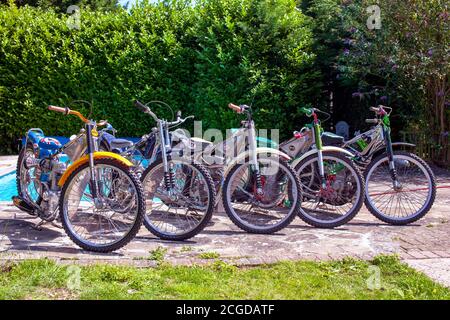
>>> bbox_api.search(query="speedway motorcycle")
[323,105,436,225]
[279,107,365,228]
[101,100,217,241]
[13,103,145,252]
[103,102,302,235]
[177,103,303,234]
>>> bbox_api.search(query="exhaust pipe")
[12,196,36,215]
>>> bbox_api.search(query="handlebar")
[300,107,331,123]
[97,120,108,127]
[370,105,390,116]
[48,105,68,114]
[365,119,379,124]
[300,107,315,117]
[134,100,151,113]
[48,105,89,124]
[134,100,194,126]
[167,115,194,126]
[228,103,242,113]
[134,100,159,122]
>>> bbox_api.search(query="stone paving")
[0,156,449,287]
[404,258,450,288]
[0,155,17,176]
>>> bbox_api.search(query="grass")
[0,256,448,300]
[148,246,168,262]
[180,246,193,252]
[198,251,221,260]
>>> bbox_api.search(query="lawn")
[0,256,448,300]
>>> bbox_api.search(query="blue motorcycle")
[14,102,145,252]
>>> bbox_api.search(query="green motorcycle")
[281,107,365,228]
[325,105,436,225]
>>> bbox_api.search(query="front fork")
[159,121,175,192]
[383,126,401,189]
[86,123,99,203]
[313,123,327,188]
[248,122,264,195]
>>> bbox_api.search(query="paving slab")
[404,258,450,287]
[0,156,17,176]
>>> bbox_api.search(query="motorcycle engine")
[329,171,357,205]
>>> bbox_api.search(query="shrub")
[0,0,319,154]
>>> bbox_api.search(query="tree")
[0,0,120,12]
[338,0,449,163]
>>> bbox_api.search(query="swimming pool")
[0,155,150,202]
[0,171,17,201]
[1,136,141,202]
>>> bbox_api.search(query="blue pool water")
[0,171,17,201]
[1,136,140,202]
[0,154,148,202]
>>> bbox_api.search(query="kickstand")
[32,220,46,231]
[51,221,63,229]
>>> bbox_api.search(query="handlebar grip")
[300,107,313,117]
[370,106,380,112]
[97,120,108,127]
[48,105,68,114]
[134,100,149,113]
[365,119,378,124]
[228,103,242,113]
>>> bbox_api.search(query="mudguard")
[290,146,355,168]
[369,142,416,159]
[224,147,291,177]
[392,142,416,149]
[58,151,133,187]
[98,131,116,150]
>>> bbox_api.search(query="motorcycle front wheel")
[364,151,436,225]
[294,151,364,228]
[59,158,145,252]
[222,155,301,234]
[140,158,216,241]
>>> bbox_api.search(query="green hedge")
[0,0,320,154]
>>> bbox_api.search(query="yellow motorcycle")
[14,104,145,252]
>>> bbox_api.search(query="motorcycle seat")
[38,137,62,150]
[110,138,133,149]
[322,132,345,146]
